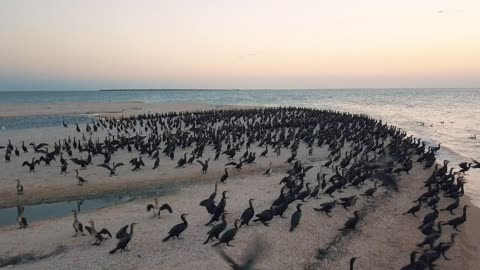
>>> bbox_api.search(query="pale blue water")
[1,89,479,205]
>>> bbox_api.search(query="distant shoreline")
[99,89,241,91]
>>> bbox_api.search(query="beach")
[0,102,479,269]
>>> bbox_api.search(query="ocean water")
[1,89,479,204]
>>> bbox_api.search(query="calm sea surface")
[1,89,479,204]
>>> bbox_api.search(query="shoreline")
[0,102,251,118]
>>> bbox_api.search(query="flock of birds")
[1,107,479,269]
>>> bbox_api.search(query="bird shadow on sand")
[0,245,67,268]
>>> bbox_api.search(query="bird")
[16,179,23,195]
[110,223,137,254]
[72,210,85,236]
[220,168,229,183]
[445,205,469,231]
[253,208,274,226]
[97,162,124,176]
[204,213,228,245]
[400,251,427,270]
[403,201,422,217]
[239,199,255,227]
[263,162,272,176]
[349,257,358,270]
[213,219,240,247]
[17,206,28,229]
[197,158,210,174]
[289,203,303,232]
[146,199,173,218]
[85,220,112,246]
[340,211,360,231]
[22,158,40,172]
[215,237,265,270]
[162,213,189,242]
[361,182,378,198]
[75,169,87,186]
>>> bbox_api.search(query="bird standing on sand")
[75,169,87,186]
[110,223,137,254]
[263,163,272,176]
[290,203,303,232]
[213,219,240,247]
[16,179,23,195]
[163,213,189,242]
[72,210,85,236]
[146,198,173,218]
[239,199,255,227]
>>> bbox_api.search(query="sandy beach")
[0,102,478,270]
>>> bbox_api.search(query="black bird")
[338,196,357,210]
[204,213,228,244]
[212,219,240,247]
[162,213,189,242]
[434,233,458,260]
[110,223,137,254]
[440,197,460,215]
[22,158,40,172]
[340,211,360,231]
[253,208,274,226]
[216,238,264,270]
[314,200,336,217]
[361,182,378,198]
[197,158,210,174]
[289,203,303,232]
[445,205,468,231]
[400,251,427,270]
[97,162,124,176]
[403,201,422,217]
[296,183,311,202]
[349,257,358,270]
[176,153,187,168]
[153,157,160,169]
[239,199,255,227]
[220,168,229,183]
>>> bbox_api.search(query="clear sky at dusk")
[1,0,479,90]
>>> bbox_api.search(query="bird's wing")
[303,165,314,173]
[472,159,480,166]
[97,164,113,171]
[35,143,48,150]
[217,249,239,268]
[22,161,30,166]
[99,228,112,238]
[225,162,237,166]
[114,163,124,168]
[160,203,173,213]
[0,146,5,149]
[196,160,205,166]
[85,226,93,235]
[70,158,83,165]
[116,225,129,239]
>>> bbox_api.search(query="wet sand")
[0,102,478,269]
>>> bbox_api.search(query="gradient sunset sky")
[1,0,479,90]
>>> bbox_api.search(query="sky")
[0,0,479,91]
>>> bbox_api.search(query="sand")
[0,102,479,269]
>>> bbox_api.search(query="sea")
[1,89,479,205]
